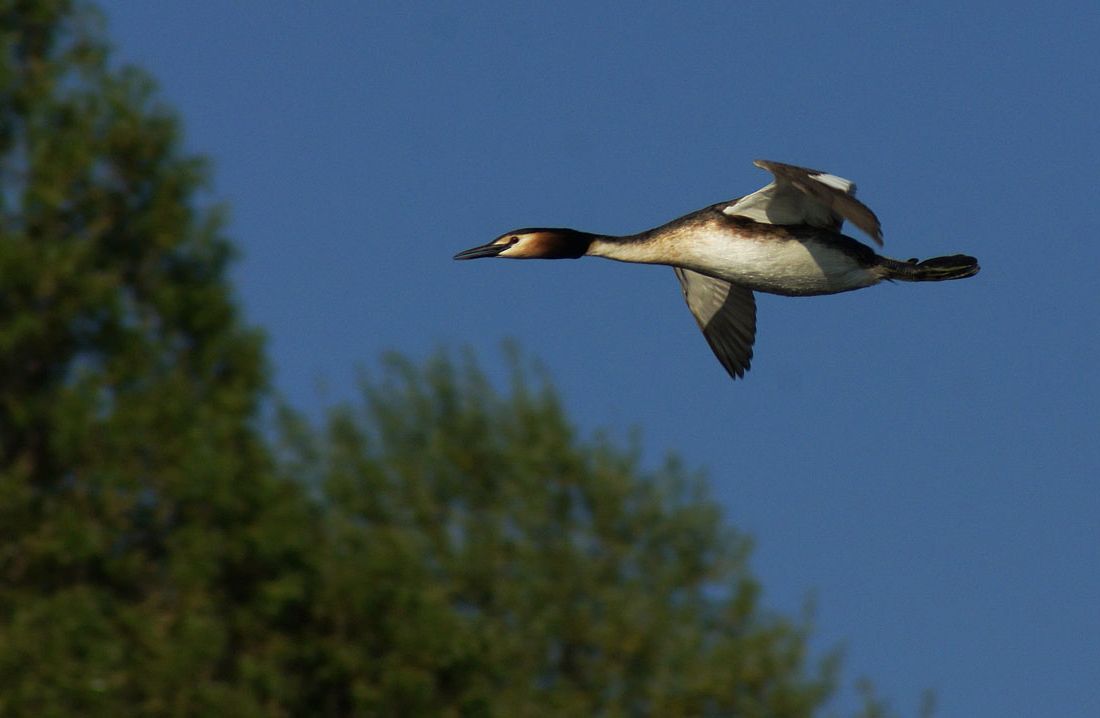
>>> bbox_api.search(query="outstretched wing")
[674,268,757,379]
[721,159,883,245]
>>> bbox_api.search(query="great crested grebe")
[455,160,979,379]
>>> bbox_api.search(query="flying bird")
[454,160,979,379]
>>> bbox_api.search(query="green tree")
[274,350,876,717]
[0,2,314,714]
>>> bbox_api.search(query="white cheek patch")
[810,172,855,194]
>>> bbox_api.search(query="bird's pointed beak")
[453,241,507,260]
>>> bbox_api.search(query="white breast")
[591,228,881,297]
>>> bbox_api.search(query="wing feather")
[722,159,883,245]
[674,268,757,379]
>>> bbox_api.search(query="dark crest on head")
[510,227,594,259]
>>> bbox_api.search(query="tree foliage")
[0,2,898,716]
[273,350,840,717]
[1,1,313,714]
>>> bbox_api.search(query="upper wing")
[721,159,883,246]
[674,267,757,379]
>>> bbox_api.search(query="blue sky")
[99,2,1099,715]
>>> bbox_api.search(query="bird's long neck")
[586,230,670,265]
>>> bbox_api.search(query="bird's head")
[453,228,594,260]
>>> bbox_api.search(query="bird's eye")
[509,236,520,245]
